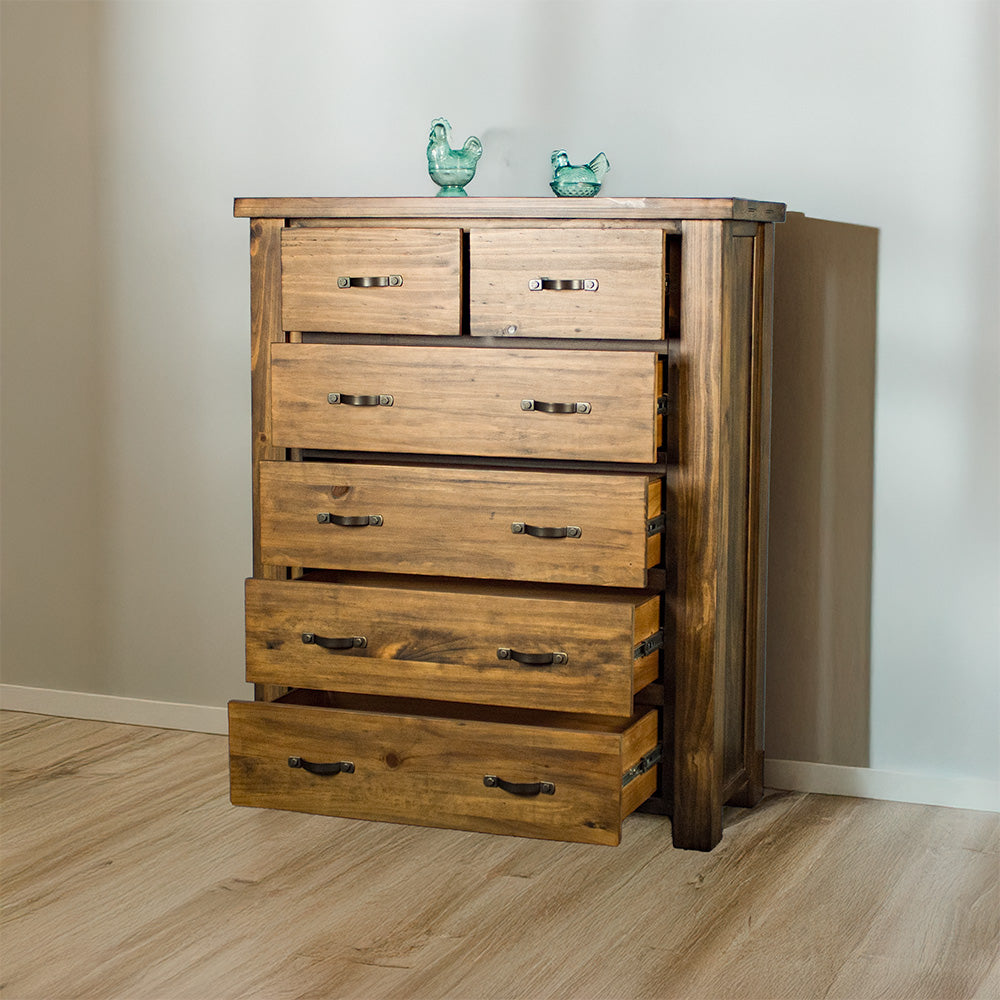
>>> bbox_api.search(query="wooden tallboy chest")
[229,197,783,850]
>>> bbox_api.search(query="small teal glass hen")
[427,118,483,197]
[550,149,610,197]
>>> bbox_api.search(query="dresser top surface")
[233,196,785,223]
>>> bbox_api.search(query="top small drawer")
[281,228,462,335]
[470,229,665,339]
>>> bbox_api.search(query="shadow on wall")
[765,213,879,769]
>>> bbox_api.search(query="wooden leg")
[671,221,727,851]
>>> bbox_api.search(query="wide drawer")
[469,228,665,339]
[229,693,660,846]
[259,461,662,587]
[281,228,461,335]
[245,576,661,715]
[269,344,662,462]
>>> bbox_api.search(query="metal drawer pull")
[497,647,568,666]
[483,775,555,796]
[511,522,581,538]
[302,633,367,649]
[316,513,383,527]
[288,756,355,776]
[520,399,591,414]
[337,275,402,288]
[528,278,598,292]
[328,393,393,407]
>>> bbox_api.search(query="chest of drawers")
[229,197,784,850]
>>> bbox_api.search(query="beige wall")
[1,0,997,785]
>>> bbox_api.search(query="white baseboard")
[0,684,228,735]
[765,758,999,814]
[2,684,997,813]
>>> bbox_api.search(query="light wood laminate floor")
[1,710,997,1000]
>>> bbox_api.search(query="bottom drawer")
[229,693,659,846]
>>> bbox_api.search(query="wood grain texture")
[269,343,662,462]
[3,711,995,1000]
[245,577,660,715]
[671,220,729,850]
[281,228,461,335]
[235,196,787,222]
[229,698,658,846]
[249,217,290,703]
[469,228,665,339]
[259,460,661,587]
[719,235,753,792]
[733,221,776,806]
[291,216,687,233]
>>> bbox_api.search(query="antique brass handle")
[527,278,598,291]
[337,275,402,288]
[328,393,393,406]
[511,522,581,538]
[302,633,367,650]
[483,775,555,796]
[288,757,355,776]
[316,513,383,527]
[497,648,568,666]
[520,399,591,414]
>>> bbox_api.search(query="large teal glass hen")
[427,118,483,197]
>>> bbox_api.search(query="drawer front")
[259,461,662,587]
[281,228,461,335]
[469,228,665,339]
[269,344,662,462]
[229,696,659,846]
[245,578,661,716]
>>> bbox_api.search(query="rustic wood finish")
[235,196,787,222]
[229,698,658,846]
[234,196,781,851]
[269,343,662,462]
[671,220,755,849]
[248,217,291,704]
[259,460,661,588]
[469,228,665,339]
[281,228,462,335]
[245,577,660,716]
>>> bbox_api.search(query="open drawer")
[229,692,660,846]
[245,576,661,716]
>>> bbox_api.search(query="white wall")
[2,1,997,791]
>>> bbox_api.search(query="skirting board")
[2,684,997,814]
[0,683,228,736]
[765,758,999,814]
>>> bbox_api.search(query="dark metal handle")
[483,775,555,796]
[520,399,591,414]
[316,513,383,527]
[288,756,355,775]
[511,522,581,538]
[337,275,402,288]
[497,647,568,666]
[528,278,598,292]
[328,393,393,407]
[302,633,367,649]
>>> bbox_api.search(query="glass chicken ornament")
[426,118,483,196]
[549,149,610,197]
